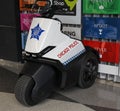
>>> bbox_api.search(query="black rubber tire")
[78,52,99,88]
[14,75,37,106]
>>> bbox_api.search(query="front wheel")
[14,64,56,106]
[14,75,37,106]
[78,52,99,88]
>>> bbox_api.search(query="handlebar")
[32,0,62,18]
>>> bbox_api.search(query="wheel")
[14,75,37,106]
[78,52,99,88]
[14,65,56,106]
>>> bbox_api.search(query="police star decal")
[31,24,45,40]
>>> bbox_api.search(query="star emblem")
[31,24,44,40]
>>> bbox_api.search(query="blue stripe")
[63,49,86,66]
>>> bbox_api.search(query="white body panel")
[43,39,85,65]
[25,18,85,65]
[25,18,69,53]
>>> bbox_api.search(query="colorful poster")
[53,0,77,15]
[82,16,120,40]
[83,0,120,14]
[20,13,40,31]
[19,0,48,12]
[21,32,28,50]
[54,0,81,24]
[53,0,81,40]
[83,40,120,64]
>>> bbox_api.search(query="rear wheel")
[78,52,99,88]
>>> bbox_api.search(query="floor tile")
[58,83,120,110]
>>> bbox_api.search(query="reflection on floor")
[0,60,120,111]
[57,83,120,110]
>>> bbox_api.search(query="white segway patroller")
[14,2,99,106]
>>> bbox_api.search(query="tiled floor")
[58,82,120,110]
[0,59,120,111]
[0,92,95,111]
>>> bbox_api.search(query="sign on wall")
[53,0,81,40]
[83,0,120,14]
[82,16,120,40]
[62,24,81,40]
[54,0,81,25]
[20,13,40,31]
[19,0,47,12]
[83,40,120,64]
